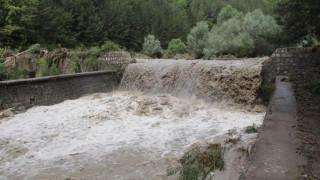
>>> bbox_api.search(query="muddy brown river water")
[0,59,267,180]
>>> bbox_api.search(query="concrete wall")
[263,47,320,78]
[0,71,117,110]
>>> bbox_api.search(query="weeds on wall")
[167,143,225,180]
[37,58,61,77]
[0,64,29,81]
[85,56,101,72]
[70,53,81,73]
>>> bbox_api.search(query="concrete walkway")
[241,76,306,180]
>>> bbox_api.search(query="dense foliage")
[0,0,281,50]
[276,0,320,46]
[0,0,318,57]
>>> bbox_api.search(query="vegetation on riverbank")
[167,143,225,180]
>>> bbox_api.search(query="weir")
[121,58,267,106]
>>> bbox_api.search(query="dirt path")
[241,76,307,180]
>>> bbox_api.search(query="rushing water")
[0,59,267,180]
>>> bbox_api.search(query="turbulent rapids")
[0,58,267,180]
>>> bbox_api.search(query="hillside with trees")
[0,0,288,50]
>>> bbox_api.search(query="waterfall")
[120,58,267,105]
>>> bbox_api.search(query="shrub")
[143,35,163,58]
[100,40,121,53]
[28,44,42,55]
[48,63,61,76]
[20,66,30,79]
[167,143,224,180]
[0,63,8,81]
[305,78,320,95]
[70,53,81,73]
[166,39,187,57]
[260,78,275,105]
[105,66,125,83]
[187,21,209,58]
[245,124,259,134]
[85,56,101,71]
[37,58,47,77]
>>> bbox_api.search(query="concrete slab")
[241,76,307,180]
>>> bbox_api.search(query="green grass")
[167,143,225,180]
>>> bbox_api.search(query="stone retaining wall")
[263,47,320,78]
[0,71,117,110]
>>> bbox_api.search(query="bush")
[85,56,101,71]
[105,66,125,83]
[0,63,8,81]
[167,143,224,179]
[143,35,163,58]
[37,58,47,77]
[260,78,275,105]
[100,40,121,53]
[305,78,320,95]
[20,66,30,79]
[70,53,81,73]
[187,21,209,58]
[245,124,259,134]
[47,63,60,76]
[28,44,42,55]
[166,39,187,57]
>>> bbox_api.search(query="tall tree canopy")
[276,0,320,44]
[0,0,286,52]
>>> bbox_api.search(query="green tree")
[0,0,25,48]
[187,21,209,58]
[152,0,189,48]
[166,38,187,57]
[243,9,281,55]
[37,0,76,47]
[276,0,320,44]
[143,35,163,58]
[217,5,242,25]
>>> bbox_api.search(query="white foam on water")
[0,92,265,179]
